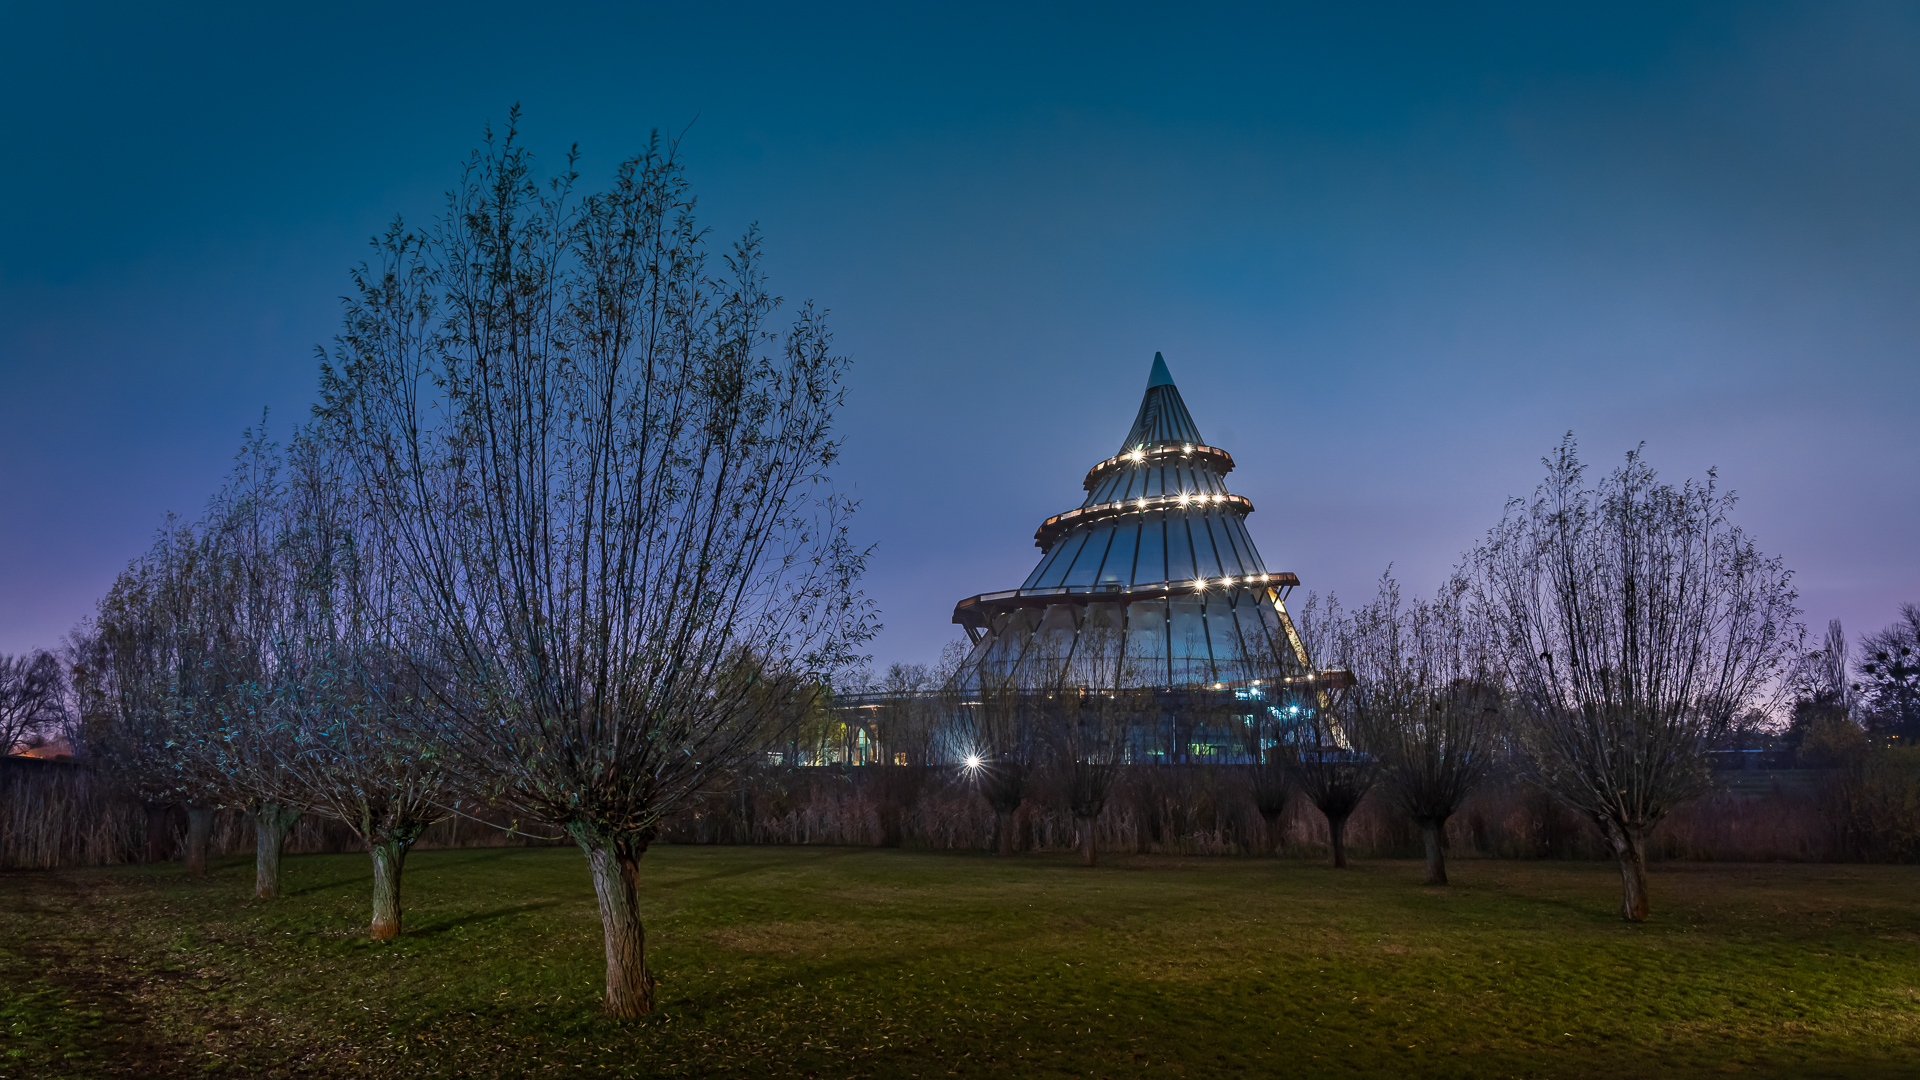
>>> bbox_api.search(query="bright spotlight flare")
[964,754,984,770]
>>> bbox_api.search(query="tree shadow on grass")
[410,901,558,937]
[651,846,861,891]
[287,874,367,897]
[661,915,1058,1021]
[288,848,568,896]
[411,848,539,870]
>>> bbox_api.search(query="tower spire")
[1121,352,1203,451]
[1147,351,1174,388]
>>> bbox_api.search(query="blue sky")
[3,2,1916,670]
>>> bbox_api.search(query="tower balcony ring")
[1083,442,1235,491]
[951,573,1300,629]
[1035,493,1253,550]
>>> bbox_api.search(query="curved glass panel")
[1029,531,1087,588]
[1220,516,1260,576]
[1134,515,1166,586]
[1165,515,1195,582]
[1189,515,1223,579]
[1098,521,1138,585]
[1062,526,1114,587]
[1200,515,1241,578]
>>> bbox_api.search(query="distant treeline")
[12,755,1912,872]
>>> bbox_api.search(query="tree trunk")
[995,809,1015,857]
[369,838,410,939]
[1261,811,1285,856]
[1327,812,1350,869]
[1420,819,1447,886]
[1608,822,1651,922]
[252,803,300,899]
[1078,817,1098,867]
[143,803,174,863]
[582,837,654,1017]
[1135,785,1156,854]
[184,805,214,876]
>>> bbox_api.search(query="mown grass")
[1,846,1916,1079]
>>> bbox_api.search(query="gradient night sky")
[3,3,1916,672]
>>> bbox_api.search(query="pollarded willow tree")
[194,423,315,900]
[222,427,456,935]
[963,675,1039,857]
[1468,436,1799,922]
[1286,685,1375,870]
[1276,592,1374,869]
[1043,612,1149,868]
[317,117,874,1016]
[1341,573,1501,886]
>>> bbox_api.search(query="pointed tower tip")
[1147,352,1174,388]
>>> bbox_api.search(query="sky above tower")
[2,2,1916,672]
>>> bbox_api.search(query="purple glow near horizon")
[2,4,1916,672]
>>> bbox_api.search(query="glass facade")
[954,353,1315,691]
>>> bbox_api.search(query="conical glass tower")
[954,353,1314,691]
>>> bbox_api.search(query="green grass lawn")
[1,846,1916,1079]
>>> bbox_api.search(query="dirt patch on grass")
[0,870,340,1079]
[0,875,202,1078]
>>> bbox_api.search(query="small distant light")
[1225,576,1237,586]
[1193,578,1206,590]
[1183,444,1194,454]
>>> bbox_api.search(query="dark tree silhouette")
[966,679,1037,857]
[1049,613,1145,867]
[1289,735,1375,869]
[0,651,65,755]
[1855,604,1920,741]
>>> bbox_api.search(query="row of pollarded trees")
[1296,440,1801,921]
[71,425,458,912]
[919,438,1802,924]
[67,116,876,1018]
